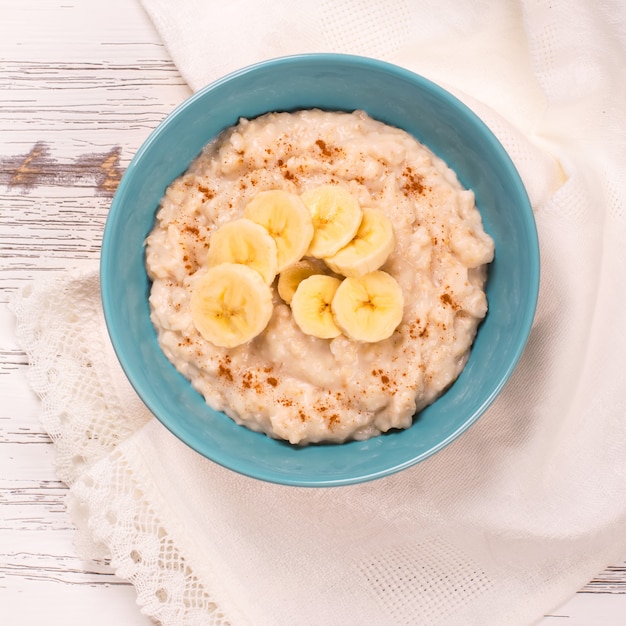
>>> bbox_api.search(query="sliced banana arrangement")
[190,184,404,347]
[244,189,314,271]
[277,258,328,305]
[324,207,395,277]
[205,217,278,285]
[190,263,273,348]
[301,184,363,258]
[332,270,404,343]
[290,275,343,339]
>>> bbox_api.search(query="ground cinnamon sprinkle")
[218,362,233,382]
[315,139,344,160]
[244,371,264,393]
[275,156,298,182]
[327,414,340,428]
[315,139,331,157]
[372,368,393,390]
[197,183,214,200]
[182,224,199,237]
[402,165,427,196]
[440,292,460,310]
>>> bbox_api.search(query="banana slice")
[300,185,363,258]
[244,190,314,272]
[290,274,343,339]
[190,263,273,348]
[206,218,278,284]
[277,258,328,305]
[324,207,395,277]
[331,270,404,343]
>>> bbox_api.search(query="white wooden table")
[1,1,625,624]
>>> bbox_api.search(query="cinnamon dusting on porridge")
[145,110,494,444]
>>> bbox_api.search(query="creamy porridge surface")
[145,110,494,444]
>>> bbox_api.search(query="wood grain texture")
[0,1,186,623]
[0,1,624,624]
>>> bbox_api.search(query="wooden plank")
[0,1,188,622]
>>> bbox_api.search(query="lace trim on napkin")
[10,269,150,484]
[68,447,230,625]
[10,268,229,625]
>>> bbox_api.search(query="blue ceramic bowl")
[101,54,539,487]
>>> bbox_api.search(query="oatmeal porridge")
[145,109,494,445]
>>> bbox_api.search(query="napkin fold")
[12,0,626,624]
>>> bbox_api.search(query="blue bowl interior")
[101,54,539,487]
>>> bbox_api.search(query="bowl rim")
[101,52,540,487]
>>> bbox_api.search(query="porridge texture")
[145,110,494,444]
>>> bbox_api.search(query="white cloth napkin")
[11,0,626,624]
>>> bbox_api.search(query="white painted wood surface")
[1,1,625,624]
